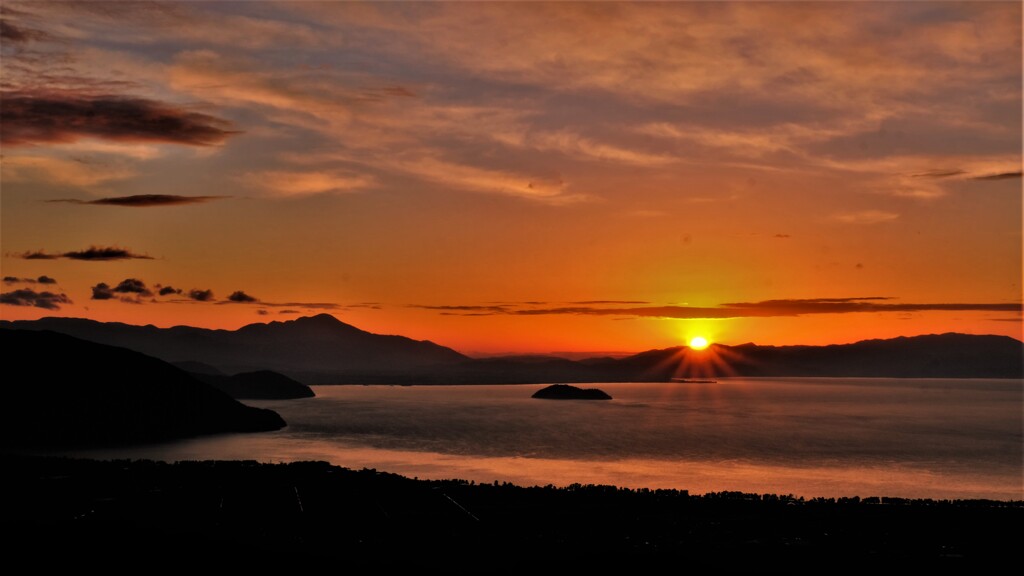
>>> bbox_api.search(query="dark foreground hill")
[0,329,285,448]
[6,456,1021,571]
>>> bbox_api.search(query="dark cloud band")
[416,297,1022,319]
[0,91,237,146]
[48,195,230,207]
[14,246,153,261]
[972,171,1022,181]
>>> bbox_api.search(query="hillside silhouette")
[0,329,285,448]
[189,370,315,399]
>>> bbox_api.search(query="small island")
[532,384,612,400]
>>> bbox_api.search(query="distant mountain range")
[0,329,285,448]
[2,315,1021,382]
[0,314,466,378]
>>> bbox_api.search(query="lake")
[69,378,1024,500]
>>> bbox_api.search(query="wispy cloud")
[241,170,375,197]
[972,171,1022,181]
[393,156,583,204]
[912,169,966,179]
[569,300,651,305]
[2,155,136,187]
[832,210,899,225]
[258,301,342,310]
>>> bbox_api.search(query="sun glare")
[689,336,710,350]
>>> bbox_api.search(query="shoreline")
[9,455,1023,568]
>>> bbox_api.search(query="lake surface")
[70,379,1024,500]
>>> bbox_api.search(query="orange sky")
[1,1,1021,355]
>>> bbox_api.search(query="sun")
[689,336,710,350]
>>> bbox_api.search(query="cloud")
[415,297,1022,320]
[27,246,156,261]
[529,130,674,166]
[2,275,57,284]
[89,278,152,300]
[227,290,258,303]
[189,289,214,302]
[393,156,584,204]
[91,283,114,300]
[347,302,383,310]
[569,300,651,305]
[48,194,230,207]
[14,247,153,260]
[258,301,341,310]
[0,288,71,310]
[279,310,299,314]
[817,156,1023,201]
[112,278,151,296]
[912,169,966,179]
[158,286,181,296]
[774,234,791,239]
[972,171,1022,181]
[412,304,511,315]
[256,309,269,316]
[21,1,336,51]
[0,91,238,146]
[832,210,899,225]
[14,250,59,260]
[64,247,154,261]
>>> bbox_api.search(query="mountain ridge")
[1,314,468,376]
[2,316,1020,382]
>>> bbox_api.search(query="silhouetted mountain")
[532,384,612,400]
[190,370,315,400]
[1,314,468,378]
[0,329,285,448]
